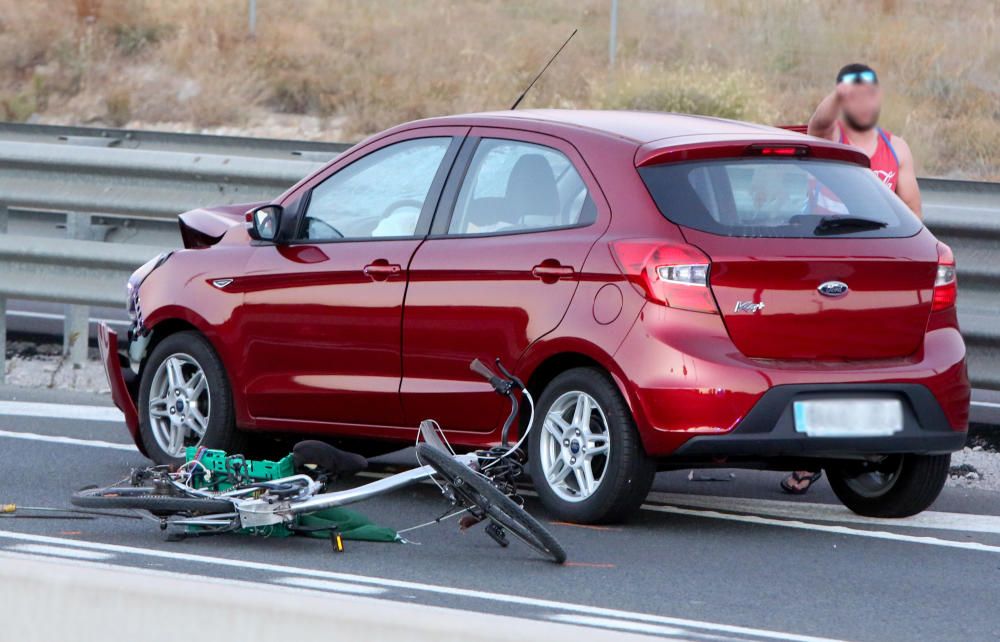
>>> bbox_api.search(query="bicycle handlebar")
[469,358,496,381]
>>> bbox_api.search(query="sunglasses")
[839,70,878,85]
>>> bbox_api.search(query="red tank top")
[839,124,900,192]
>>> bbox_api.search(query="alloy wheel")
[840,456,905,498]
[539,390,611,502]
[148,353,211,457]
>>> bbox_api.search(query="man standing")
[781,64,924,496]
[808,63,922,217]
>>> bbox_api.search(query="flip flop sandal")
[780,470,823,495]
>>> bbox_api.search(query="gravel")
[947,446,1000,492]
[3,341,109,394]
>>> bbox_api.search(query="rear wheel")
[826,454,950,518]
[528,367,655,524]
[138,331,243,465]
[71,485,233,515]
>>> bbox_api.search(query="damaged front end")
[103,250,174,455]
[98,322,145,455]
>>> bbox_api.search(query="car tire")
[138,331,244,465]
[826,453,950,518]
[528,367,655,524]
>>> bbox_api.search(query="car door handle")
[531,262,575,282]
[363,261,402,281]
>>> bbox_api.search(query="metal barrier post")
[64,212,91,368]
[1,204,6,383]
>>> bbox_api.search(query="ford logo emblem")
[818,281,849,297]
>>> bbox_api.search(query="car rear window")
[638,158,922,238]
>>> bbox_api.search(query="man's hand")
[808,89,842,140]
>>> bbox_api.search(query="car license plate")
[793,399,903,437]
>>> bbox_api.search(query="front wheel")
[826,454,950,518]
[415,444,566,564]
[138,331,242,465]
[528,368,655,524]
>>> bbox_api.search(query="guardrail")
[0,131,996,396]
[0,121,349,161]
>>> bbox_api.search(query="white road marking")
[644,504,1000,554]
[0,401,123,423]
[648,492,1000,535]
[0,529,841,642]
[274,576,388,595]
[971,400,1000,409]
[0,429,135,451]
[549,614,748,641]
[9,543,114,560]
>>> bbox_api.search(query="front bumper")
[97,323,145,455]
[672,383,966,459]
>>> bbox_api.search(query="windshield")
[638,158,922,238]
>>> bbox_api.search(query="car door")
[238,130,465,431]
[401,129,610,435]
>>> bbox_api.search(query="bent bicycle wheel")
[415,444,566,564]
[72,486,234,515]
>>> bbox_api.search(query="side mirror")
[247,205,283,242]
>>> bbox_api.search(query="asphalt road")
[1,388,999,641]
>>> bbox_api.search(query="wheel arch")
[518,342,652,453]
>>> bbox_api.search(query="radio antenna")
[510,28,578,110]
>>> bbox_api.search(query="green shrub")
[596,64,777,124]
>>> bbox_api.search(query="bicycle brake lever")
[494,359,525,390]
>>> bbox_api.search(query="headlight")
[126,251,173,324]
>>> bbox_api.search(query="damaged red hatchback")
[101,110,969,523]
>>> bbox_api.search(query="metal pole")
[609,0,619,69]
[1,204,6,383]
[248,0,257,37]
[64,212,91,369]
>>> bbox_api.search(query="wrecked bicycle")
[72,359,566,564]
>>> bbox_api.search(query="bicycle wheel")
[72,485,234,515]
[415,444,566,564]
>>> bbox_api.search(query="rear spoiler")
[635,127,869,169]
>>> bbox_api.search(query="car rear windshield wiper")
[813,216,889,236]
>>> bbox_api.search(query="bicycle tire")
[72,486,234,515]
[415,444,566,564]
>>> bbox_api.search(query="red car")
[101,110,969,523]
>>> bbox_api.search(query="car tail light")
[932,242,957,311]
[610,240,718,314]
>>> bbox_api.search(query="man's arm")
[892,135,922,218]
[807,88,845,140]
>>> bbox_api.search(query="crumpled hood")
[178,201,266,248]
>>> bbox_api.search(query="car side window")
[447,139,594,236]
[301,137,451,241]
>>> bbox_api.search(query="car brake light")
[932,242,957,311]
[610,240,718,314]
[745,144,809,157]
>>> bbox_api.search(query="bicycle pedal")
[485,522,508,548]
[330,530,345,554]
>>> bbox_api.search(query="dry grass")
[0,0,996,178]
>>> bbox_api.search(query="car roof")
[411,109,800,146]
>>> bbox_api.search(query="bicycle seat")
[292,440,368,479]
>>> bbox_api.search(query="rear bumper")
[613,304,970,457]
[97,323,145,455]
[671,383,966,459]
